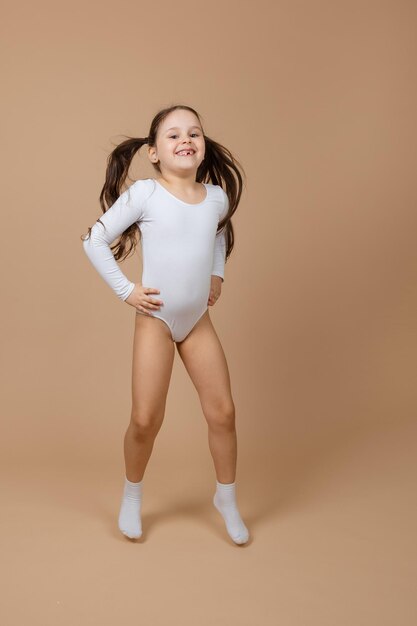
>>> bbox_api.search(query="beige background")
[1,0,416,624]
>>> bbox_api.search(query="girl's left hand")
[208,275,223,306]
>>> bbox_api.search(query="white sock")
[213,480,249,544]
[118,476,143,539]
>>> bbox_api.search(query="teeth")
[176,150,194,156]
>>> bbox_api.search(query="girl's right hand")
[125,284,163,316]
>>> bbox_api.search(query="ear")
[148,148,158,163]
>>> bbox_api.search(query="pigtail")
[80,136,148,262]
[80,103,246,267]
[199,135,245,263]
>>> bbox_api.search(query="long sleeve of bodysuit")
[82,179,151,301]
[210,188,229,282]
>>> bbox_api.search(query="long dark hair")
[81,104,245,264]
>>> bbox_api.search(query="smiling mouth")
[175,150,195,156]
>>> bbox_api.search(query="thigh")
[131,312,175,419]
[175,310,234,415]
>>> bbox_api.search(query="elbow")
[81,224,105,249]
[81,231,97,258]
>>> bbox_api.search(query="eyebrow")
[164,126,201,133]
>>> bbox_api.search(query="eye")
[169,133,199,139]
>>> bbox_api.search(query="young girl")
[81,104,249,545]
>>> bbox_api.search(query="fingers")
[140,286,164,314]
[144,298,163,310]
[143,287,163,307]
[136,305,154,316]
[208,291,220,306]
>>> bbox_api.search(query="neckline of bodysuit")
[153,179,209,206]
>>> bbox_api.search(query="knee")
[130,407,161,437]
[205,400,235,430]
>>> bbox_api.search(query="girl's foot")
[213,480,249,544]
[118,476,143,539]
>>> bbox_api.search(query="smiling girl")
[81,104,249,545]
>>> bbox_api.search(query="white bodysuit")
[82,178,228,342]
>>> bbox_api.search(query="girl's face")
[149,110,205,175]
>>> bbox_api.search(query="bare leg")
[124,312,175,482]
[118,313,175,539]
[176,310,236,483]
[176,311,249,544]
